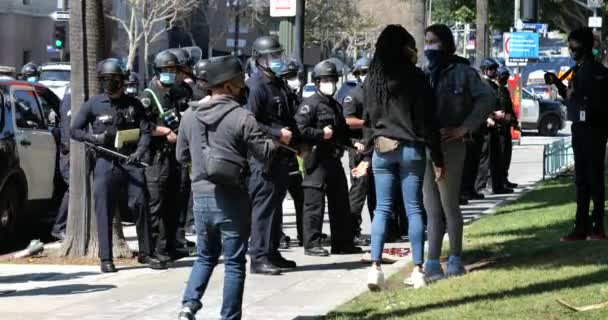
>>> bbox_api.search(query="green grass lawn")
[328,178,608,320]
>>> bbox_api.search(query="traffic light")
[54,24,66,49]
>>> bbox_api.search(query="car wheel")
[539,115,560,136]
[0,182,20,245]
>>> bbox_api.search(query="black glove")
[90,132,109,146]
[544,72,558,85]
[124,150,144,165]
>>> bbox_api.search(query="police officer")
[545,27,608,241]
[71,58,166,272]
[475,58,513,195]
[192,59,210,101]
[342,57,375,245]
[295,60,363,257]
[51,87,71,241]
[276,59,305,247]
[169,48,196,89]
[124,72,140,97]
[141,50,194,262]
[177,55,278,320]
[496,67,518,189]
[246,36,298,274]
[20,62,40,83]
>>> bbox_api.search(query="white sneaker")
[403,269,426,289]
[367,266,384,291]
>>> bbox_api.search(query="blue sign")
[508,32,540,61]
[523,23,549,33]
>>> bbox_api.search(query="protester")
[421,24,494,282]
[177,55,277,320]
[545,27,608,241]
[352,24,444,290]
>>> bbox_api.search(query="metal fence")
[543,137,574,180]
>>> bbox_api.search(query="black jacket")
[176,96,276,193]
[362,67,444,167]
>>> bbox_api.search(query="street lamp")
[227,0,241,56]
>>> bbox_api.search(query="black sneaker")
[138,256,169,270]
[250,258,282,275]
[505,181,519,188]
[331,246,363,255]
[178,306,195,320]
[492,188,514,195]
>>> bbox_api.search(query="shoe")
[51,231,66,241]
[492,188,514,195]
[138,256,169,270]
[459,196,469,205]
[320,233,331,245]
[305,247,330,257]
[156,253,173,263]
[560,228,588,242]
[100,261,118,273]
[505,181,518,188]
[250,258,282,275]
[587,226,606,241]
[331,246,363,255]
[367,266,384,291]
[271,255,297,269]
[469,192,485,200]
[279,235,291,250]
[446,256,466,277]
[353,235,370,246]
[170,249,191,261]
[178,306,195,320]
[424,260,445,283]
[403,268,426,289]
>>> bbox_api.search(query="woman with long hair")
[353,24,445,290]
[421,24,494,282]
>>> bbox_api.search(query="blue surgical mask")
[159,72,176,86]
[27,76,38,83]
[269,59,284,75]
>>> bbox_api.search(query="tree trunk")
[403,0,427,63]
[61,0,132,259]
[476,0,489,65]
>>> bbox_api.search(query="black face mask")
[424,49,445,70]
[569,47,585,62]
[102,78,123,95]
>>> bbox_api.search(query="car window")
[13,90,47,130]
[35,87,60,127]
[40,70,70,82]
[522,89,533,100]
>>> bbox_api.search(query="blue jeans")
[371,143,426,265]
[182,186,251,320]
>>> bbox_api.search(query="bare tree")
[105,0,199,77]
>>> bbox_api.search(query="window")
[39,70,70,82]
[35,88,60,127]
[522,89,533,100]
[13,90,46,130]
[22,51,31,66]
[23,0,30,5]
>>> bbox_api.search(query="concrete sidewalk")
[0,136,558,320]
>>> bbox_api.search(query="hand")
[323,126,333,140]
[352,161,370,177]
[354,142,365,153]
[91,132,108,145]
[166,130,177,143]
[125,152,142,165]
[441,127,468,142]
[544,72,558,85]
[486,118,496,127]
[434,165,446,182]
[494,110,505,119]
[280,128,293,145]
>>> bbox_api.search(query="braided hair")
[365,25,418,112]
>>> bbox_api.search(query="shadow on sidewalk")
[285,260,367,273]
[0,284,116,298]
[0,272,98,284]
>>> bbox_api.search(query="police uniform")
[71,92,154,265]
[51,90,71,239]
[342,83,376,235]
[295,91,357,253]
[141,80,193,259]
[246,70,299,267]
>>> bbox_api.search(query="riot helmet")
[154,50,183,87]
[352,57,370,76]
[480,58,499,71]
[97,58,127,95]
[21,62,40,83]
[313,60,339,97]
[205,55,245,102]
[124,71,140,97]
[252,36,285,75]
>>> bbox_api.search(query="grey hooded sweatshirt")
[176,96,276,193]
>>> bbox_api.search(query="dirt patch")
[0,248,139,266]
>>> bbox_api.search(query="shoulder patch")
[300,105,310,114]
[343,96,353,104]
